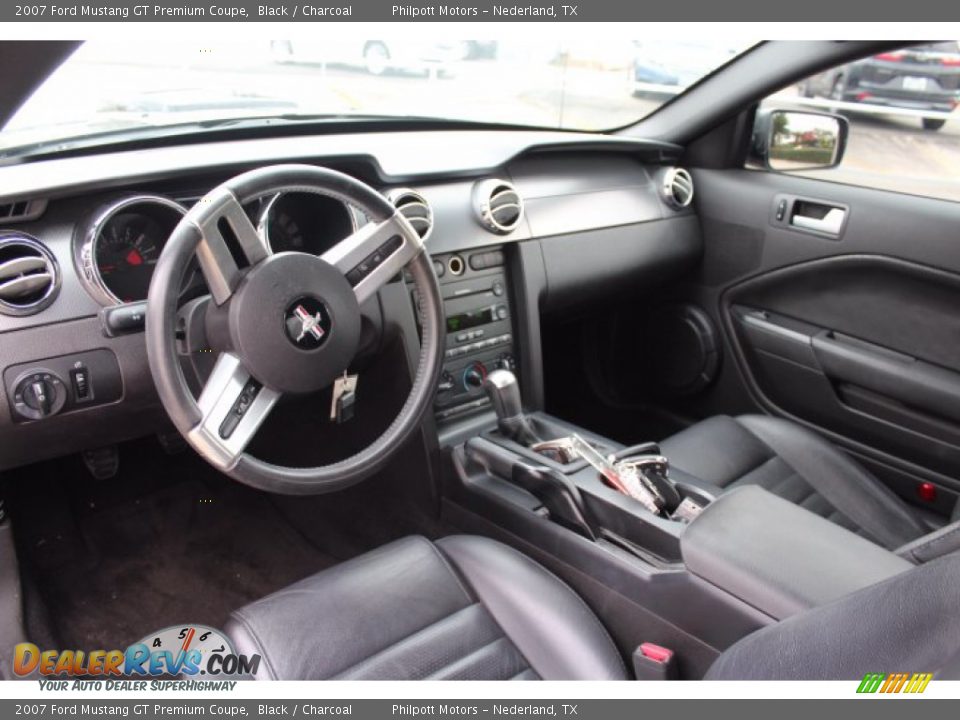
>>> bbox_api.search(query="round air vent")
[387,188,433,241]
[661,168,695,209]
[472,179,523,234]
[0,233,59,316]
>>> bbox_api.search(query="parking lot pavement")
[9,54,960,202]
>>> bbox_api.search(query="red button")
[640,642,673,664]
[917,482,937,503]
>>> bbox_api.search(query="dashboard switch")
[346,235,404,286]
[71,367,91,401]
[101,301,148,337]
[25,380,53,415]
[12,370,67,421]
[219,378,263,439]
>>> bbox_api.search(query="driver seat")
[225,534,960,680]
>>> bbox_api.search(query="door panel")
[688,168,960,514]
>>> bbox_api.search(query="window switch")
[71,367,91,401]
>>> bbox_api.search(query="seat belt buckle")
[632,642,678,680]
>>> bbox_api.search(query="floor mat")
[9,441,337,651]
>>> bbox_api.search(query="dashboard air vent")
[0,198,47,223]
[472,179,523,234]
[0,233,59,316]
[387,188,433,241]
[661,168,694,209]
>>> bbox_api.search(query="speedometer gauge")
[259,191,356,256]
[76,196,186,305]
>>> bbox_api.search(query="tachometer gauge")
[77,196,186,305]
[96,213,163,302]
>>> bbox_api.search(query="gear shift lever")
[483,369,541,446]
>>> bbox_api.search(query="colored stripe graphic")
[857,672,932,694]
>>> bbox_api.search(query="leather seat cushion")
[706,550,960,680]
[225,535,627,680]
[661,415,930,549]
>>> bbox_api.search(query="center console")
[424,243,916,678]
[417,246,517,421]
[439,364,915,677]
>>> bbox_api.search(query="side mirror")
[751,109,849,172]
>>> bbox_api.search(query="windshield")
[1,39,752,155]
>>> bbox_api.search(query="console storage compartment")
[680,486,913,619]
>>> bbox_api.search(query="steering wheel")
[145,164,444,494]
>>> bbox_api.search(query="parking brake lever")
[510,463,597,541]
[465,437,597,540]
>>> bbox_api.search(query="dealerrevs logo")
[14,624,260,678]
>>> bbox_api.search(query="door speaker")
[644,304,721,397]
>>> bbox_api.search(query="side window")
[757,42,960,203]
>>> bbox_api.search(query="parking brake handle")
[465,437,597,541]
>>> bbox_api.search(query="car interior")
[1,39,960,681]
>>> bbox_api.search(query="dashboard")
[0,129,700,470]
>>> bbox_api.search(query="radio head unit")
[410,247,517,421]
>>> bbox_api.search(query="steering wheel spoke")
[193,187,269,305]
[188,352,280,471]
[322,215,422,305]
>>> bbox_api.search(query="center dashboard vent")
[0,198,47,224]
[472,179,524,234]
[661,168,695,209]
[0,233,60,316]
[387,188,433,241]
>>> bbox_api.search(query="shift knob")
[484,369,540,446]
[484,369,523,422]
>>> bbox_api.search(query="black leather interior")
[661,414,931,549]
[706,550,960,680]
[227,531,960,681]
[897,518,960,564]
[681,486,912,619]
[225,535,627,680]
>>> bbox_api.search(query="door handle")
[791,207,846,235]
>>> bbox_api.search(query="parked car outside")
[798,41,960,130]
[270,39,470,77]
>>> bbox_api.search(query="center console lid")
[680,486,912,619]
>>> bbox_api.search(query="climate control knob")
[462,362,488,391]
[495,353,516,372]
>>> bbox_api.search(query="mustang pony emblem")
[284,298,331,349]
[293,304,325,342]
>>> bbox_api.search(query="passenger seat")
[659,415,936,550]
